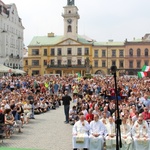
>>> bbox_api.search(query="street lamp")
[110,65,122,150]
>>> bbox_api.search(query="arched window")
[67,25,72,32]
[145,48,149,56]
[68,10,71,13]
[137,48,141,56]
[129,48,133,56]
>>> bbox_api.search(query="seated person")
[40,100,48,113]
[86,109,94,124]
[120,116,133,150]
[132,115,150,150]
[72,112,90,150]
[105,117,116,150]
[69,106,78,125]
[89,114,107,150]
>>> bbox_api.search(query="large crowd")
[0,74,150,150]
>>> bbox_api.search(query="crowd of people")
[67,75,150,150]
[0,74,150,150]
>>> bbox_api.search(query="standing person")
[62,90,72,124]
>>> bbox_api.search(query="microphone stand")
[111,66,122,150]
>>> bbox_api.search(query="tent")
[0,64,15,73]
[14,69,26,74]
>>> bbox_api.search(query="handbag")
[76,134,84,143]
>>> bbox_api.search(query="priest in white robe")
[132,115,150,150]
[89,114,107,150]
[120,117,133,150]
[105,116,116,150]
[72,112,90,150]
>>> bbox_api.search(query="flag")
[77,72,81,77]
[142,65,150,72]
[137,72,147,78]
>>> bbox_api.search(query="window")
[102,50,106,57]
[94,50,98,57]
[25,60,28,65]
[129,60,133,68]
[32,49,39,55]
[77,48,82,55]
[85,48,89,55]
[43,60,47,66]
[67,25,72,32]
[102,60,106,67]
[94,60,98,67]
[144,60,149,66]
[137,60,141,68]
[129,48,133,56]
[51,48,55,56]
[67,48,72,55]
[112,50,116,57]
[51,59,55,65]
[112,60,116,66]
[32,70,39,75]
[137,48,141,57]
[44,49,47,56]
[58,60,61,65]
[32,60,39,66]
[119,60,124,68]
[119,50,124,57]
[77,59,81,65]
[57,48,62,56]
[67,59,72,66]
[145,48,149,56]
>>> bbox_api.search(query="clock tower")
[62,0,80,40]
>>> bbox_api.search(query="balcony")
[47,64,85,68]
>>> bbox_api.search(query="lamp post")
[110,65,122,150]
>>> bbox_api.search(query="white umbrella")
[14,69,26,74]
[0,64,15,73]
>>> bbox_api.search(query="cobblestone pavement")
[0,104,73,150]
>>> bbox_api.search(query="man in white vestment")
[120,117,133,150]
[132,115,150,150]
[105,116,116,150]
[89,114,107,150]
[72,112,90,150]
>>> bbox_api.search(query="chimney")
[48,32,54,37]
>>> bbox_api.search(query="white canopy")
[14,69,26,74]
[0,64,15,73]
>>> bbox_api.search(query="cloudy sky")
[4,0,150,47]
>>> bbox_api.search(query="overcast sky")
[4,0,150,47]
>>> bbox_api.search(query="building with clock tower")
[23,0,150,76]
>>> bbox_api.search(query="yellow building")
[23,0,150,76]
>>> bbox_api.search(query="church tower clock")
[62,0,80,40]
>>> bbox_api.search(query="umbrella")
[14,69,26,74]
[0,64,15,73]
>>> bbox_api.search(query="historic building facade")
[24,0,150,76]
[0,0,24,69]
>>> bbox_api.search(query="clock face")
[67,19,72,24]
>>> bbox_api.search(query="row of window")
[94,60,149,68]
[32,48,89,56]
[26,59,83,66]
[26,59,149,69]
[32,48,150,57]
[129,48,148,56]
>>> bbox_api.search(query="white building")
[0,0,24,69]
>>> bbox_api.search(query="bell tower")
[62,0,80,40]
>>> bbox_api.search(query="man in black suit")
[62,90,72,124]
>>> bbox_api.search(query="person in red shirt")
[142,107,150,121]
[86,109,94,123]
